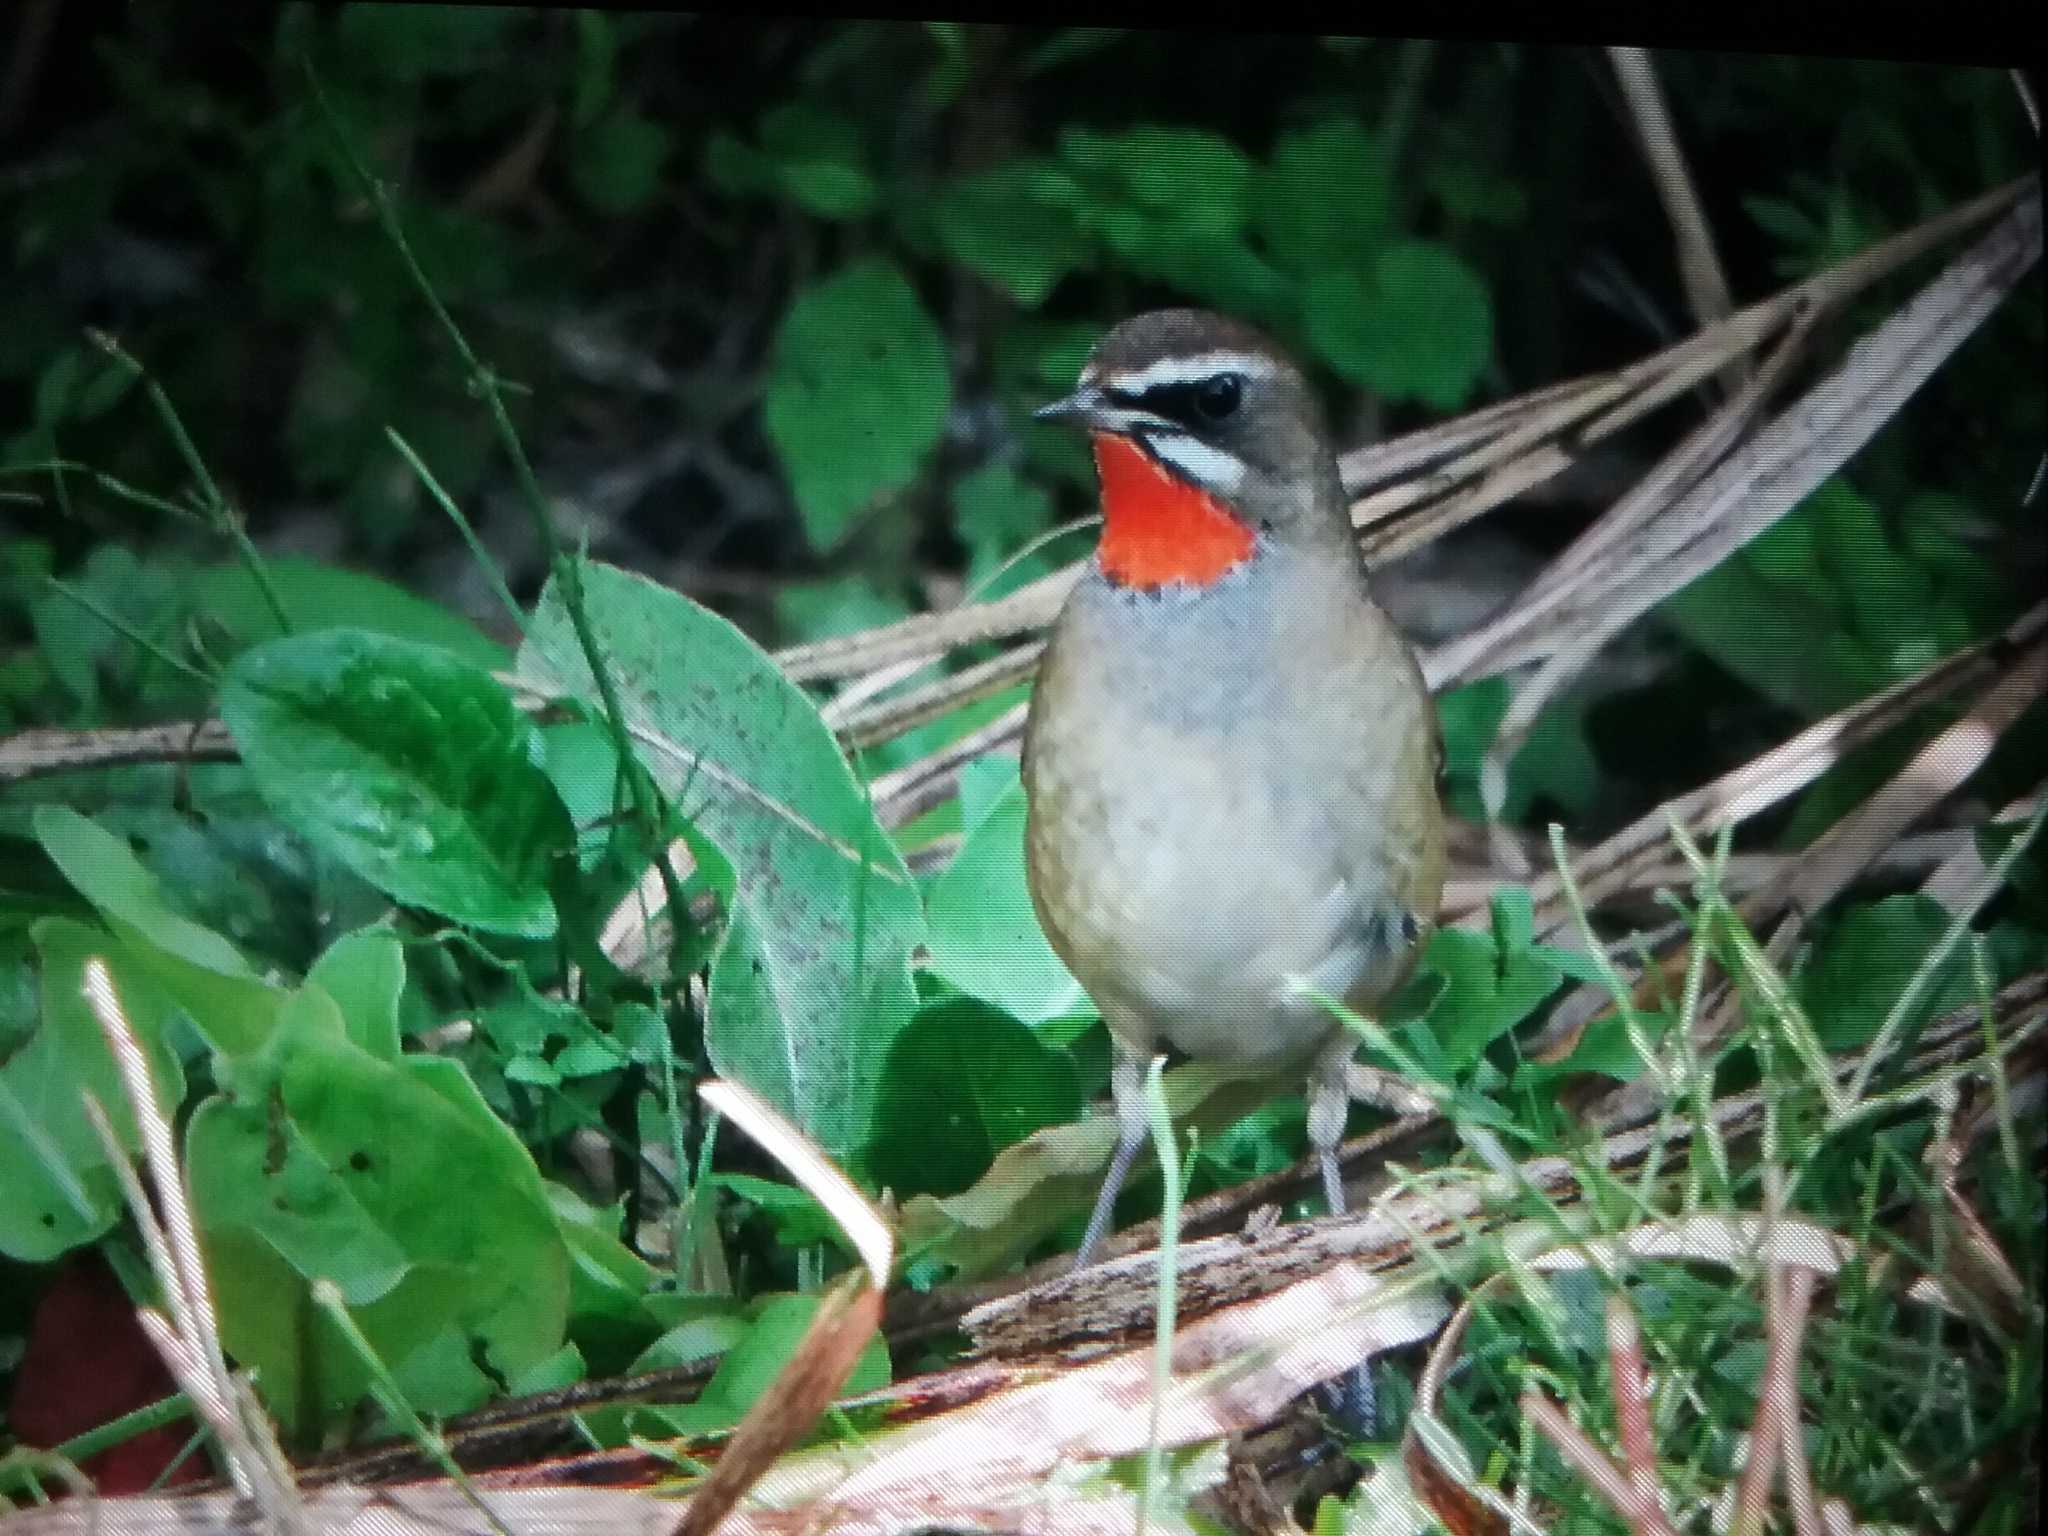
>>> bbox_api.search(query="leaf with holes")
[186,982,569,1436]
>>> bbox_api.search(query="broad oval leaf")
[195,556,507,670]
[1306,239,1493,410]
[868,998,1081,1200]
[220,629,571,938]
[762,259,949,551]
[187,983,570,1435]
[517,562,924,1166]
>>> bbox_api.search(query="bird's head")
[1037,309,1347,590]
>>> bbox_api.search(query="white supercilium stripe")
[1100,350,1281,392]
[1145,432,1248,493]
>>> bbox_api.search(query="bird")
[1022,308,1447,1278]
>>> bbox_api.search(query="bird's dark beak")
[1035,383,1171,437]
[1033,384,1113,429]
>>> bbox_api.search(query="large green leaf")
[193,556,506,670]
[32,806,283,1057]
[1254,116,1394,276]
[1306,239,1493,410]
[707,102,878,220]
[868,998,1081,1199]
[923,765,1086,1026]
[932,161,1091,307]
[186,979,570,1436]
[1797,894,1974,1051]
[517,562,923,1165]
[761,259,949,551]
[1060,125,1256,229]
[0,920,187,1261]
[220,629,572,938]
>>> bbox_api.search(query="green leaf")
[517,562,924,1166]
[305,925,406,1061]
[192,557,506,671]
[90,804,308,973]
[761,102,878,218]
[29,545,183,710]
[711,1173,847,1252]
[31,343,138,426]
[1515,1005,1674,1086]
[0,921,187,1261]
[1436,678,1509,798]
[1254,117,1393,275]
[1430,675,1597,823]
[187,984,570,1435]
[644,1293,890,1435]
[709,103,879,219]
[1060,125,1256,229]
[220,629,572,938]
[1797,895,1974,1051]
[1814,480,1937,651]
[933,162,1092,307]
[1306,240,1493,409]
[868,999,1082,1199]
[921,21,971,108]
[899,1057,1319,1279]
[570,105,673,215]
[1743,193,1820,249]
[1666,546,1883,717]
[626,1301,752,1375]
[923,768,1087,1026]
[1020,27,1126,75]
[32,806,283,1056]
[547,1182,661,1375]
[1743,497,1822,589]
[1423,142,1528,228]
[1414,920,1563,1073]
[762,260,950,551]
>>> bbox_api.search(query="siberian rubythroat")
[1022,309,1447,1268]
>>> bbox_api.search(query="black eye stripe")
[1126,375,1242,425]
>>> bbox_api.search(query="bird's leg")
[1307,1035,1354,1218]
[1308,1035,1380,1436]
[1072,1046,1149,1271]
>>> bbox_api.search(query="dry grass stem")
[1607,48,1738,343]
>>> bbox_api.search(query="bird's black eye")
[1193,372,1242,422]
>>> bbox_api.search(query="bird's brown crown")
[1038,310,1348,591]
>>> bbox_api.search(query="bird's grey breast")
[1026,553,1406,1059]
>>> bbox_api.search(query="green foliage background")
[0,10,2040,1512]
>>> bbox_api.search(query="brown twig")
[1607,49,1739,360]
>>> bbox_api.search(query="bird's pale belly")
[1025,730,1405,1067]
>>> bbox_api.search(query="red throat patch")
[1091,432,1255,590]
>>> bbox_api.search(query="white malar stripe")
[1102,350,1281,393]
[1145,431,1248,494]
